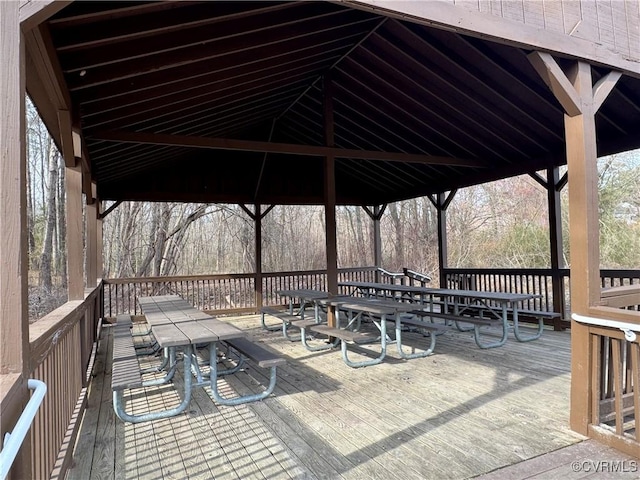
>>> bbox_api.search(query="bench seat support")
[206,339,286,406]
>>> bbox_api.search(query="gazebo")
[2,1,640,478]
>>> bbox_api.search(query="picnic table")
[112,295,284,423]
[276,288,331,319]
[414,288,544,348]
[338,281,433,303]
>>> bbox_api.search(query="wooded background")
[26,99,640,319]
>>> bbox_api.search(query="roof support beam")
[92,131,482,167]
[528,52,583,117]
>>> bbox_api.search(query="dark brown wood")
[254,204,263,312]
[547,167,566,325]
[324,74,338,327]
[91,130,481,167]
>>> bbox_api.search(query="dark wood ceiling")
[41,1,640,206]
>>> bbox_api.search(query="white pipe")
[572,313,640,342]
[0,379,47,480]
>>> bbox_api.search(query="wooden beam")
[24,23,72,154]
[592,71,622,113]
[97,201,103,281]
[372,205,383,275]
[436,192,451,288]
[66,165,84,300]
[91,131,483,167]
[19,1,71,32]
[547,167,565,323]
[343,0,640,77]
[1,0,29,374]
[1,2,32,477]
[98,200,122,219]
[324,75,338,328]
[560,61,599,435]
[528,52,582,117]
[57,109,76,167]
[86,191,98,288]
[254,204,263,312]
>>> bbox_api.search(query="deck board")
[68,315,635,479]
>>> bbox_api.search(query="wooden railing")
[444,267,640,318]
[25,285,101,479]
[104,267,640,321]
[580,289,640,458]
[102,267,396,318]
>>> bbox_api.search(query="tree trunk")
[39,141,58,291]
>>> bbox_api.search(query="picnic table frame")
[113,295,272,423]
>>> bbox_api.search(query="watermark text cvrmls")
[571,460,638,473]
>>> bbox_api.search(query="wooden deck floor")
[67,315,634,479]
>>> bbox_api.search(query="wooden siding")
[456,0,640,63]
[347,0,640,76]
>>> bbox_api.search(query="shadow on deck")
[67,315,636,479]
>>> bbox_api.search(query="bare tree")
[39,142,59,291]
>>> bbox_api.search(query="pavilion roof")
[30,1,640,206]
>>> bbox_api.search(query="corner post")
[0,2,32,477]
[547,167,566,326]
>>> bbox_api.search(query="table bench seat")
[260,306,293,331]
[309,324,374,344]
[214,337,286,406]
[112,315,143,392]
[224,337,286,369]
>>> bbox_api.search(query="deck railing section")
[103,267,385,317]
[444,268,640,317]
[576,290,640,458]
[443,268,562,312]
[27,285,101,479]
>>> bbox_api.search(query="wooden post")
[65,165,84,300]
[529,51,620,435]
[430,191,455,289]
[547,167,566,326]
[0,2,32,476]
[436,194,448,289]
[97,201,104,280]
[85,183,98,288]
[254,203,263,312]
[363,205,386,282]
[324,74,338,327]
[565,62,599,434]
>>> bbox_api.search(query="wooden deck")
[67,315,635,479]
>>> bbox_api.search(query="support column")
[529,51,620,435]
[548,167,566,326]
[0,2,32,477]
[429,191,456,288]
[254,204,263,312]
[565,63,599,434]
[97,201,104,280]
[324,74,338,327]
[363,205,386,282]
[86,184,98,289]
[65,165,84,300]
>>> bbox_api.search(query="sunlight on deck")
[68,314,587,479]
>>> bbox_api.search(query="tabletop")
[276,289,330,300]
[338,281,431,294]
[421,288,540,304]
[138,295,244,347]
